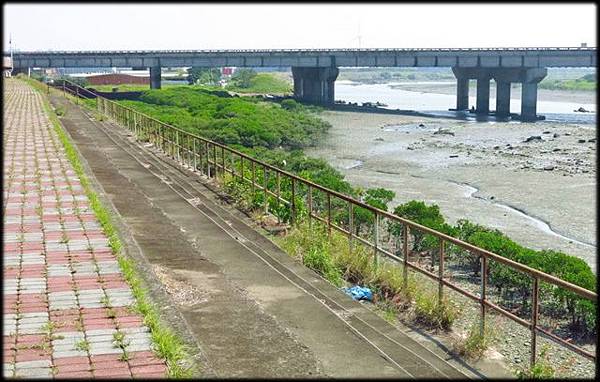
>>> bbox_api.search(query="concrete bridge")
[11,47,597,120]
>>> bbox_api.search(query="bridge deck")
[11,47,597,68]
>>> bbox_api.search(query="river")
[335,80,596,124]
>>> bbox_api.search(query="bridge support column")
[476,76,491,115]
[451,67,471,111]
[519,68,547,121]
[495,80,511,117]
[456,77,469,111]
[491,67,547,121]
[149,66,161,89]
[291,66,339,105]
[521,82,538,121]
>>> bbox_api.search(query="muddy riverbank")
[305,111,596,271]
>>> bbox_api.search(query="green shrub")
[280,99,300,111]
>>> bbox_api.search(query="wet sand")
[305,111,596,271]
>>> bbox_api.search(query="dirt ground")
[305,111,596,272]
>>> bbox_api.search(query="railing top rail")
[61,78,596,303]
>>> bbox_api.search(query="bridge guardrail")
[12,46,597,56]
[54,78,596,370]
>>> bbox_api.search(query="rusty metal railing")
[55,79,596,369]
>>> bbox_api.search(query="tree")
[231,68,257,88]
[187,67,221,86]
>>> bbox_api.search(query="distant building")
[87,73,149,86]
[3,56,13,77]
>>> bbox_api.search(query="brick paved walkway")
[3,80,168,378]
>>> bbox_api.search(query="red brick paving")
[3,79,167,378]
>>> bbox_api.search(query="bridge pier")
[452,67,547,121]
[456,76,470,111]
[521,82,538,121]
[495,80,511,117]
[291,66,339,105]
[476,75,491,115]
[492,67,547,121]
[149,66,161,89]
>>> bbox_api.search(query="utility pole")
[9,34,14,76]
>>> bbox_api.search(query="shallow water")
[335,82,596,124]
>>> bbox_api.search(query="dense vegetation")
[187,67,221,86]
[87,83,187,92]
[226,72,292,94]
[118,87,328,150]
[540,73,597,91]
[390,201,596,335]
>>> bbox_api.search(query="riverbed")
[305,83,596,271]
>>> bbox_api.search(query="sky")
[3,3,597,51]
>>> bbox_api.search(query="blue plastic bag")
[343,285,373,301]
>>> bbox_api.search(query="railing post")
[348,202,353,252]
[251,160,256,195]
[403,224,409,287]
[291,178,296,226]
[205,142,210,179]
[373,212,379,267]
[176,130,181,163]
[133,112,137,136]
[480,255,487,337]
[263,166,268,214]
[221,146,226,176]
[213,144,218,179]
[276,172,281,224]
[307,185,312,228]
[327,193,332,237]
[75,86,79,104]
[192,138,197,172]
[438,240,445,304]
[530,277,539,368]
[240,156,244,181]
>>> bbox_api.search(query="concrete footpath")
[2,80,167,378]
[40,82,492,378]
